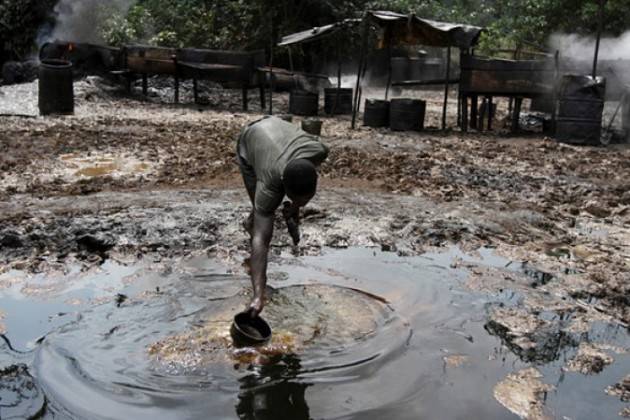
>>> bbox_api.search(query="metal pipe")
[592,0,605,78]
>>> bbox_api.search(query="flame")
[68,43,75,52]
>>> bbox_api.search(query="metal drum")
[324,88,353,115]
[556,75,606,145]
[423,58,443,80]
[389,98,426,131]
[289,90,318,116]
[530,94,554,113]
[363,99,390,127]
[408,58,423,81]
[38,59,74,115]
[390,57,409,83]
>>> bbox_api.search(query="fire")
[68,43,75,52]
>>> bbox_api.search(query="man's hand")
[248,295,264,317]
[282,201,300,245]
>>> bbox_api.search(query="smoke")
[550,31,630,97]
[41,0,136,44]
[550,31,630,62]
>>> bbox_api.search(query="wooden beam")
[442,46,451,130]
[351,14,368,129]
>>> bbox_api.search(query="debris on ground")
[564,342,614,374]
[493,367,554,420]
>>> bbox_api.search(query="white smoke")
[44,0,136,44]
[550,31,630,61]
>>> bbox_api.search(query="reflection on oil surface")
[0,247,627,419]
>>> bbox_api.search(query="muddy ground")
[1,76,629,418]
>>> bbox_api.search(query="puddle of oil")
[59,153,153,179]
[75,162,119,177]
[0,247,627,419]
[0,261,168,352]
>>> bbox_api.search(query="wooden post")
[351,14,368,129]
[288,46,294,73]
[142,73,148,96]
[461,94,468,132]
[551,50,559,134]
[442,46,451,130]
[193,78,198,104]
[172,54,179,104]
[334,38,342,114]
[511,97,523,132]
[269,16,275,115]
[457,92,462,127]
[487,96,493,130]
[478,97,486,130]
[470,95,478,129]
[242,87,248,111]
[385,41,392,100]
[259,83,266,110]
[592,0,605,78]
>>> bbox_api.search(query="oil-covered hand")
[248,295,264,317]
[282,201,300,245]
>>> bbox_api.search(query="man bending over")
[236,116,329,316]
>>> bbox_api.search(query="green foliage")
[0,0,57,59]
[2,0,630,63]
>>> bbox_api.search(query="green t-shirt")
[238,116,329,215]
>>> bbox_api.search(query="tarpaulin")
[278,19,361,47]
[367,10,483,49]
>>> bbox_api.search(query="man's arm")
[248,210,274,316]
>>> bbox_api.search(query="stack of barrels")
[363,98,426,131]
[288,88,354,116]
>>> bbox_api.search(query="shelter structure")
[351,11,484,129]
[272,19,362,115]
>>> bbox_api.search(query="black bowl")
[230,311,272,347]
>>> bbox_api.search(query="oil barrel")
[38,59,74,115]
[363,99,390,127]
[423,58,443,80]
[389,98,426,131]
[289,90,318,116]
[408,58,423,81]
[390,57,409,83]
[324,88,353,115]
[556,75,605,145]
[530,94,554,113]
